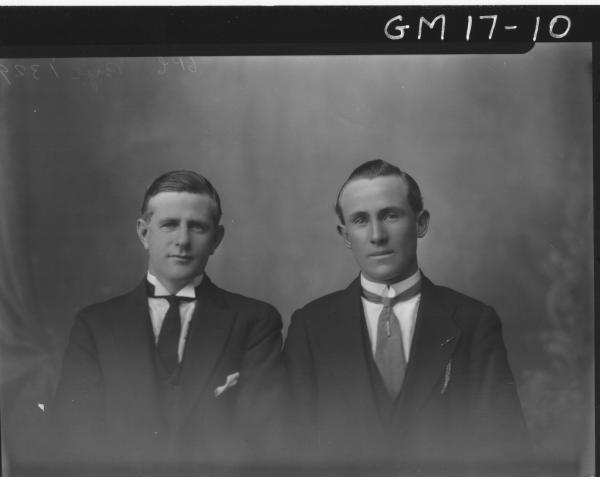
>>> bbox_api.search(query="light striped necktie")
[361,280,421,398]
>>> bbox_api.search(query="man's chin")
[174,271,202,282]
[363,266,408,284]
[364,272,396,284]
[164,267,203,284]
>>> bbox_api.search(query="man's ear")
[337,224,352,249]
[416,209,430,238]
[136,218,150,250]
[210,225,225,255]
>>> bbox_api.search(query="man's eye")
[384,213,399,220]
[161,222,178,229]
[190,224,207,232]
[352,216,367,224]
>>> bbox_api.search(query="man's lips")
[170,255,193,260]
[369,251,394,258]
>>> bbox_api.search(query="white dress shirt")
[361,269,422,362]
[146,272,204,362]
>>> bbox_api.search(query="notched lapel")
[393,278,461,428]
[309,279,386,442]
[311,279,371,391]
[110,282,161,420]
[179,279,237,420]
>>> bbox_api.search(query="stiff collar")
[146,271,204,298]
[360,269,422,298]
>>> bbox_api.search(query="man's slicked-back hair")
[334,159,424,224]
[141,170,222,224]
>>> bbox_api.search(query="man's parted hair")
[334,159,424,224]
[141,170,222,224]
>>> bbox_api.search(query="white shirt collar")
[146,271,204,298]
[360,269,422,298]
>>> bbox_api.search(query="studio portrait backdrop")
[0,43,593,474]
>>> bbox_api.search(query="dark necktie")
[156,295,195,375]
[147,282,198,375]
[361,281,421,398]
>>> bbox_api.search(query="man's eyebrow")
[188,219,209,226]
[380,206,405,214]
[157,217,180,224]
[348,211,367,220]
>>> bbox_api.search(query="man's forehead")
[149,191,209,205]
[146,191,215,215]
[340,176,409,209]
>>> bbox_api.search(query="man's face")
[337,176,429,284]
[136,192,224,293]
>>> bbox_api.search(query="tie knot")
[361,280,422,306]
[159,295,195,306]
[146,280,200,304]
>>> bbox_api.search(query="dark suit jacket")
[49,277,283,473]
[283,275,532,473]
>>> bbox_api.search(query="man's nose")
[369,220,388,244]
[175,226,191,247]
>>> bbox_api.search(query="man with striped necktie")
[284,159,532,475]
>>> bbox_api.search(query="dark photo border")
[0,5,596,477]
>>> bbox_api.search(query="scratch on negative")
[441,360,452,394]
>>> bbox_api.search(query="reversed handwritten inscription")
[0,57,200,90]
[157,57,198,75]
[384,14,572,41]
[0,62,59,85]
[0,63,11,85]
[0,60,119,89]
[70,62,124,91]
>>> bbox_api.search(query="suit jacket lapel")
[393,276,461,429]
[312,279,370,390]
[310,278,385,435]
[179,277,237,420]
[110,281,161,424]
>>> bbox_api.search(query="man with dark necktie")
[50,171,283,475]
[283,159,532,475]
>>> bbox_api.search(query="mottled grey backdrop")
[0,44,593,473]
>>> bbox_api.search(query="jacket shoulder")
[300,288,349,310]
[74,287,141,322]
[430,283,490,310]
[427,282,500,331]
[210,283,281,322]
[291,287,353,323]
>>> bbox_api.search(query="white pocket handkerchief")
[214,372,240,397]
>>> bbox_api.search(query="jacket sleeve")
[234,304,284,461]
[49,310,108,465]
[282,309,319,461]
[467,306,533,463]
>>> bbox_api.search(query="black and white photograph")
[0,8,594,477]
